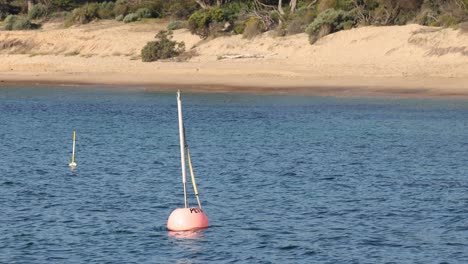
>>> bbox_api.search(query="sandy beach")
[1,20,467,98]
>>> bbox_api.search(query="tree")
[195,0,209,9]
[253,0,300,14]
[194,0,233,9]
[290,0,297,13]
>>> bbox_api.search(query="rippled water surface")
[1,87,468,263]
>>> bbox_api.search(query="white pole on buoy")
[69,131,77,168]
[167,91,209,231]
[177,90,189,208]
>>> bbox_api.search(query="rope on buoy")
[186,147,202,209]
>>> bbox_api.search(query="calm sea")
[1,87,467,263]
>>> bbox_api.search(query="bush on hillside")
[50,0,76,11]
[306,8,355,44]
[141,30,185,62]
[137,0,164,17]
[233,22,245,34]
[115,14,124,21]
[187,8,226,38]
[278,7,318,36]
[187,9,214,38]
[318,0,354,12]
[120,8,153,23]
[0,1,11,19]
[221,1,253,22]
[28,4,48,20]
[167,0,198,19]
[4,15,38,30]
[135,8,152,19]
[65,3,99,26]
[97,1,115,19]
[414,0,467,27]
[243,17,263,39]
[286,19,304,35]
[167,20,185,30]
[437,13,461,27]
[113,0,129,17]
[123,12,139,23]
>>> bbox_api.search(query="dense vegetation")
[1,0,467,43]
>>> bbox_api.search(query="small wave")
[278,245,300,250]
[113,229,135,235]
[2,181,15,185]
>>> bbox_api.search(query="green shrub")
[286,19,304,35]
[49,11,70,20]
[266,10,279,23]
[306,8,354,44]
[123,12,139,23]
[98,1,115,19]
[187,8,227,38]
[113,0,129,17]
[222,1,253,21]
[341,20,354,30]
[4,15,37,30]
[318,0,354,12]
[222,2,253,35]
[187,10,212,37]
[243,17,262,39]
[167,0,198,19]
[438,13,461,27]
[115,14,124,21]
[295,7,318,25]
[167,20,185,30]
[85,2,99,19]
[138,1,164,18]
[393,9,417,25]
[141,30,185,62]
[414,8,434,25]
[135,8,152,19]
[4,15,15,29]
[210,8,225,22]
[233,23,245,34]
[28,4,48,20]
[65,3,100,26]
[280,7,318,36]
[50,0,75,11]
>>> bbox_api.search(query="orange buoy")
[167,91,209,231]
[167,208,209,231]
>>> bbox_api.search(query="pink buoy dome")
[167,208,209,231]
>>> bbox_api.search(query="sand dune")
[0,20,467,97]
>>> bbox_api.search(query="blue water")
[1,87,468,263]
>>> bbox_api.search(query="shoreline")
[1,22,467,99]
[1,72,468,99]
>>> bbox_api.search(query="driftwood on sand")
[218,54,264,60]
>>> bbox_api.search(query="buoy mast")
[69,131,77,168]
[177,91,189,208]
